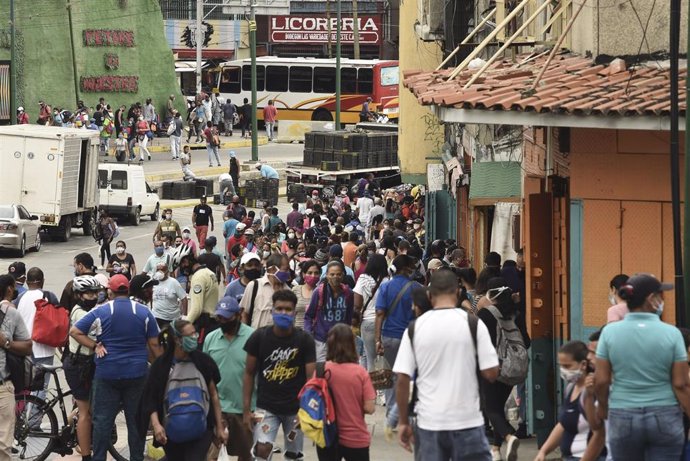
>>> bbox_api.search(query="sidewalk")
[139,134,269,154]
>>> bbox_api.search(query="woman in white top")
[63,275,102,461]
[292,260,321,329]
[353,254,389,372]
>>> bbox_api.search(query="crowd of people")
[1,164,689,461]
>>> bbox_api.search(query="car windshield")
[0,207,14,219]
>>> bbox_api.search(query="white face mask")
[165,214,172,220]
[288,233,295,239]
[115,247,125,255]
[608,294,616,306]
[413,224,421,230]
[153,271,165,281]
[183,232,191,239]
[559,367,583,384]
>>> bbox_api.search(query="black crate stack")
[239,178,279,208]
[302,131,399,170]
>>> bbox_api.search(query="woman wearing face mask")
[353,254,388,372]
[151,263,188,329]
[138,319,226,461]
[304,261,354,362]
[97,209,116,270]
[181,226,199,257]
[292,260,321,329]
[281,228,297,253]
[63,275,103,461]
[106,240,137,280]
[594,274,690,461]
[477,277,529,461]
[535,341,605,461]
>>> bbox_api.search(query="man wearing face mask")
[60,253,97,312]
[187,260,220,344]
[243,289,316,461]
[129,273,159,306]
[240,254,290,329]
[181,226,199,257]
[142,240,172,277]
[225,253,262,304]
[204,297,256,461]
[226,223,248,260]
[595,274,690,461]
[151,263,188,329]
[153,208,181,242]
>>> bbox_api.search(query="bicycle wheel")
[14,393,59,461]
[107,408,157,461]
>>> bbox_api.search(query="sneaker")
[208,164,213,167]
[284,451,303,460]
[217,163,221,167]
[148,154,151,161]
[384,424,394,443]
[491,446,502,461]
[505,435,519,461]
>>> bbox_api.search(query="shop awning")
[469,161,522,204]
[174,61,208,72]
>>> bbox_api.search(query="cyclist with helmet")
[171,244,194,293]
[63,275,102,461]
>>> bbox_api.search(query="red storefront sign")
[269,16,381,45]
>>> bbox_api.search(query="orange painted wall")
[570,128,685,327]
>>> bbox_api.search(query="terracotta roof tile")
[402,52,686,117]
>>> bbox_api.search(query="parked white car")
[98,164,160,225]
[0,204,41,257]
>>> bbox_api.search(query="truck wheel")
[33,233,41,252]
[311,109,333,122]
[17,235,26,258]
[132,208,141,226]
[150,204,160,221]
[82,211,93,236]
[56,216,72,242]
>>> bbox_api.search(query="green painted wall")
[0,0,186,118]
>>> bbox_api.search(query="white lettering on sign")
[270,15,382,44]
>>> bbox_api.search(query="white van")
[98,164,160,225]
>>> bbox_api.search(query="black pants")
[317,444,370,461]
[163,429,213,461]
[241,120,251,137]
[482,380,515,446]
[100,239,111,266]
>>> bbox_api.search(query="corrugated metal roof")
[469,161,522,200]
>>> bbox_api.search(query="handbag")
[32,295,70,347]
[369,355,394,390]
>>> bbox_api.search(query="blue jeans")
[382,336,401,428]
[414,425,492,461]
[91,376,146,461]
[206,144,220,165]
[608,405,684,461]
[252,408,303,460]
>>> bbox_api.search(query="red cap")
[108,274,130,292]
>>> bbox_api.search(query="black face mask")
[81,298,98,310]
[220,318,240,334]
[244,268,262,281]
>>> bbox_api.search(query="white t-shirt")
[152,277,187,321]
[356,197,374,224]
[354,274,382,321]
[393,308,499,431]
[17,289,56,359]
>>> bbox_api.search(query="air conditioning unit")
[415,0,444,41]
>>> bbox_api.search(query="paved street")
[0,145,546,460]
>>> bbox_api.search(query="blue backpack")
[164,361,209,443]
[297,363,338,449]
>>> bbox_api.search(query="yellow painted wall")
[398,0,444,181]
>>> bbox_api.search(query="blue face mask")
[272,312,295,329]
[656,301,665,317]
[181,334,198,352]
[97,291,107,304]
[155,247,165,256]
[274,270,291,284]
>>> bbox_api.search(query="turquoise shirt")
[203,323,256,413]
[596,312,687,409]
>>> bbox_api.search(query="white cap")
[182,226,191,232]
[236,223,247,232]
[241,253,261,265]
[244,228,255,236]
[17,106,24,112]
[255,163,262,169]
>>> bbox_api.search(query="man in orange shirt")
[343,232,359,269]
[262,100,278,141]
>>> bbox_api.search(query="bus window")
[219,66,241,94]
[266,66,289,92]
[242,65,265,91]
[341,68,357,94]
[289,66,313,93]
[358,68,373,94]
[313,67,336,93]
[380,66,400,86]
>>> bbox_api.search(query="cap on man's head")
[329,245,343,258]
[236,222,247,232]
[8,262,26,279]
[255,163,262,170]
[215,296,241,319]
[129,274,159,294]
[94,273,110,288]
[244,228,255,236]
[229,151,236,158]
[622,274,673,301]
[200,195,207,201]
[241,253,261,265]
[108,274,130,293]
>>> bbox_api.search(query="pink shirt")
[607,302,629,323]
[263,105,278,123]
[325,362,376,448]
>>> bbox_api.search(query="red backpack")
[32,295,69,347]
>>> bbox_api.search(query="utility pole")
[327,0,332,58]
[670,0,685,325]
[335,0,341,127]
[682,0,690,322]
[195,0,203,94]
[67,1,80,107]
[250,0,258,161]
[353,0,360,59]
[9,0,16,123]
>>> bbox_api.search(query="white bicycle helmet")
[73,275,102,292]
[171,244,193,269]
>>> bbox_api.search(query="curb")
[161,186,288,210]
[140,137,269,154]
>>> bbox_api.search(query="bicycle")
[13,362,138,461]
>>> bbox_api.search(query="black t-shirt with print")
[244,326,316,415]
[108,253,136,280]
[193,204,213,226]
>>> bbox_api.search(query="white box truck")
[0,125,100,241]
